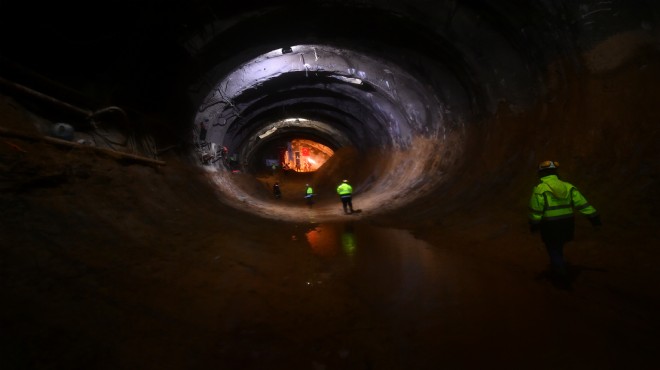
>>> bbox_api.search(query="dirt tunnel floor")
[1,66,660,370]
[1,127,660,370]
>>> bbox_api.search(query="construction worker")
[305,184,314,206]
[336,179,355,214]
[528,160,602,283]
[273,182,281,199]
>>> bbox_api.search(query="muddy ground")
[2,90,660,370]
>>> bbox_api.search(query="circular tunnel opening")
[253,134,334,174]
[189,44,462,221]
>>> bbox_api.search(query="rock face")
[1,1,659,369]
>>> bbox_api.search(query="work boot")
[550,265,572,290]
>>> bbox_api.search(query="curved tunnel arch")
[1,1,659,368]
[180,0,563,221]
[190,43,465,220]
[225,78,389,149]
[1,0,654,224]
[244,123,340,171]
[52,0,650,225]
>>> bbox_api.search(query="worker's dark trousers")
[540,218,575,274]
[340,195,353,213]
[544,240,567,273]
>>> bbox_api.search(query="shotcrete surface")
[2,52,660,369]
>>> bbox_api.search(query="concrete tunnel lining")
[1,1,655,223]
[1,1,660,369]
[193,44,451,148]
[174,2,579,221]
[242,118,349,165]
[191,44,465,219]
[159,0,658,225]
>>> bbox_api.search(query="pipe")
[0,126,166,167]
[0,76,93,118]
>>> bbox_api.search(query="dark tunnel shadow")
[534,264,609,291]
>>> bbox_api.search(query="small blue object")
[51,123,74,141]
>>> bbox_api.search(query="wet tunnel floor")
[3,215,660,370]
[1,138,659,370]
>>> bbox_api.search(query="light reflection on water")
[304,222,357,258]
[303,222,452,308]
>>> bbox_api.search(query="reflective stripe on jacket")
[528,175,597,223]
[337,183,352,196]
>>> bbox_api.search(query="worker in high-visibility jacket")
[305,184,315,207]
[528,160,602,280]
[336,179,355,214]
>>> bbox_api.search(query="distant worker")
[229,153,239,172]
[305,184,314,207]
[336,179,355,214]
[528,160,602,283]
[273,182,281,199]
[199,119,208,142]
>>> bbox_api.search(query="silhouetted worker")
[305,184,314,207]
[273,182,281,199]
[528,160,602,283]
[229,153,239,172]
[337,179,355,214]
[199,119,208,142]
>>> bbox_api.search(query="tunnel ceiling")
[3,0,656,108]
[194,44,447,154]
[2,0,557,118]
[1,0,658,220]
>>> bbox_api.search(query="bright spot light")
[307,158,317,164]
[334,75,363,85]
[284,118,307,124]
[258,127,277,139]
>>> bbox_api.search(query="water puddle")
[299,222,459,311]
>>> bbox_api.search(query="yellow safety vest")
[528,175,597,223]
[337,183,352,195]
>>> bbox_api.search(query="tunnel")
[1,1,659,369]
